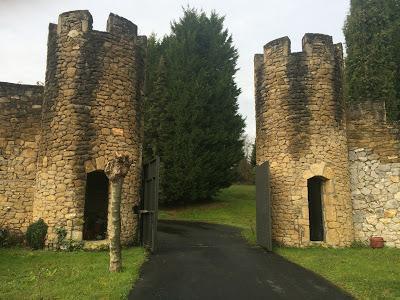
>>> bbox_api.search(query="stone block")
[112,128,124,136]
[95,157,106,170]
[84,160,95,173]
[384,209,397,218]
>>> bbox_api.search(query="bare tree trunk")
[105,153,132,272]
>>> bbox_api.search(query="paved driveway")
[129,220,352,300]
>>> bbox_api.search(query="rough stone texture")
[347,101,400,247]
[255,34,354,247]
[0,83,43,235]
[256,34,399,248]
[0,11,145,246]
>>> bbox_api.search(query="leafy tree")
[145,8,245,204]
[236,158,254,184]
[250,142,256,168]
[343,0,400,120]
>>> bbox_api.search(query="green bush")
[0,228,10,247]
[0,228,24,247]
[351,240,369,248]
[26,219,48,249]
[55,226,84,251]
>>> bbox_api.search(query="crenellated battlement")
[55,10,138,39]
[107,13,138,37]
[255,33,344,122]
[263,36,291,57]
[57,10,93,35]
[260,33,342,63]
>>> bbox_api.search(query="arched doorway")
[83,171,109,240]
[307,176,325,241]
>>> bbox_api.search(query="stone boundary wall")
[255,34,353,247]
[33,11,145,244]
[0,82,43,234]
[347,101,400,247]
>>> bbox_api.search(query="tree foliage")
[343,0,400,120]
[26,219,48,250]
[144,8,245,204]
[250,142,256,168]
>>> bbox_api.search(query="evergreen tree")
[250,142,256,168]
[143,35,168,161]
[343,0,400,120]
[145,8,245,204]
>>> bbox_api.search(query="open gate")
[139,157,160,253]
[256,161,272,251]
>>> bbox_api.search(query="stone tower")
[255,34,353,247]
[33,11,146,244]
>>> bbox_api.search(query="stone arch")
[300,163,339,245]
[84,157,106,173]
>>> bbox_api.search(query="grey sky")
[0,0,350,138]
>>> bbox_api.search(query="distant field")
[159,184,257,243]
[160,184,400,300]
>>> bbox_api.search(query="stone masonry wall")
[0,82,43,234]
[255,34,354,247]
[33,11,145,244]
[348,101,400,247]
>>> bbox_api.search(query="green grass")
[276,247,400,300]
[0,247,147,300]
[160,184,400,300]
[159,184,257,243]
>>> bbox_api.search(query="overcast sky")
[0,0,350,138]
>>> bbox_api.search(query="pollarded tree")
[105,154,132,272]
[150,8,245,204]
[343,0,400,120]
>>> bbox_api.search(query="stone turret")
[255,34,353,247]
[33,11,146,244]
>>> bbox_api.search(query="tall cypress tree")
[145,8,245,204]
[343,0,400,120]
[143,35,168,161]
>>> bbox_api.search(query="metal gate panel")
[256,161,272,251]
[140,157,159,253]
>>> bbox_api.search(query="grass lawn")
[159,184,257,243]
[160,184,400,300]
[0,247,146,300]
[276,247,400,300]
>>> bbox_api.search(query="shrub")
[351,240,369,248]
[55,226,83,251]
[0,228,24,247]
[0,228,10,247]
[55,226,67,249]
[26,219,48,249]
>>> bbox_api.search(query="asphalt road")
[129,220,352,300]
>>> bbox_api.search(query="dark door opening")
[83,171,109,240]
[307,176,324,241]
